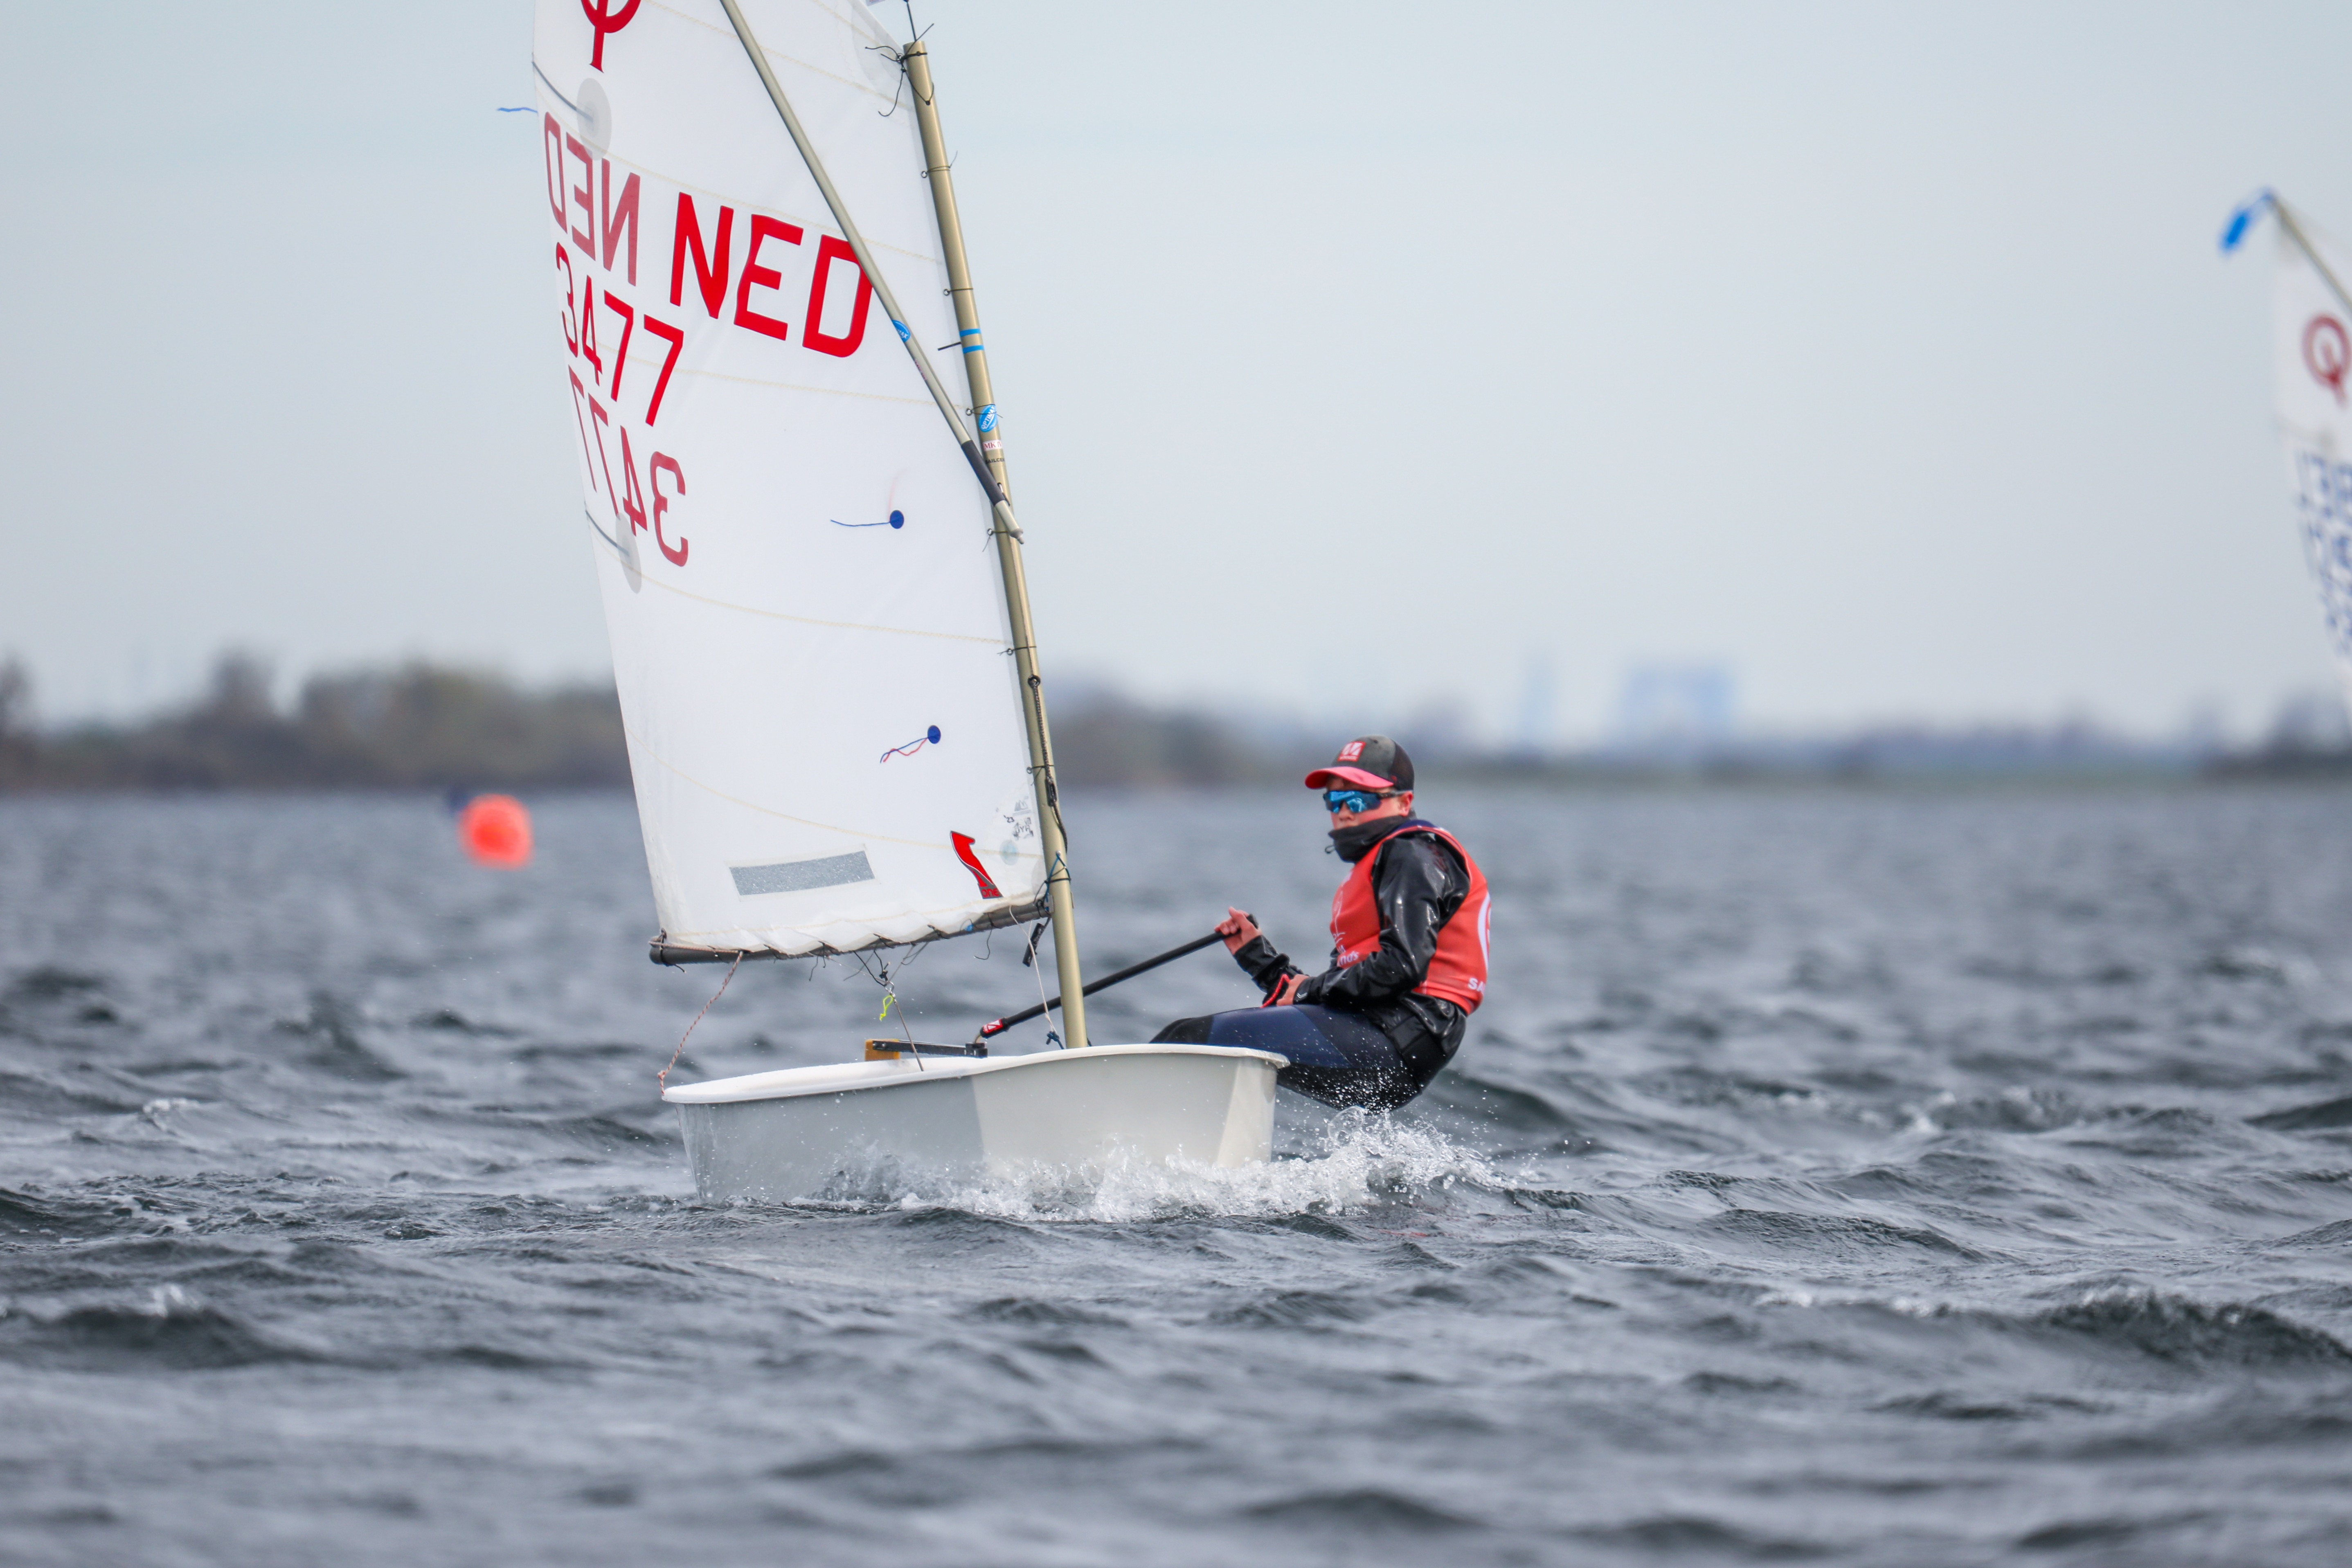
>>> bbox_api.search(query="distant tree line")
[6,650,2342,793]
[0,654,1296,793]
[0,654,630,792]
[1047,688,1287,788]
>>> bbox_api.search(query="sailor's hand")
[1263,972,1306,1007]
[1218,907,1261,954]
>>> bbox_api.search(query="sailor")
[1152,735,1490,1110]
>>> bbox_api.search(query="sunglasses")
[1323,788,1388,815]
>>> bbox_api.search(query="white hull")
[662,1044,1285,1203]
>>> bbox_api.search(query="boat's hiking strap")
[864,1039,989,1060]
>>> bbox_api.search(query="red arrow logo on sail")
[950,833,1002,900]
[581,0,641,71]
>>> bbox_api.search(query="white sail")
[530,0,1042,956]
[2270,205,2352,715]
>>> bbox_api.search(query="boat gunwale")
[661,1043,1288,1105]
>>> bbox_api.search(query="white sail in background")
[530,0,1041,956]
[2269,203,2352,715]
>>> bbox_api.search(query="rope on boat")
[1024,920,1063,1047]
[658,952,743,1092]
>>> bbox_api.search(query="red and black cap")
[1304,735,1414,793]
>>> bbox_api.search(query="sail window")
[730,852,876,896]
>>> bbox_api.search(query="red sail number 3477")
[546,116,691,567]
[544,112,887,573]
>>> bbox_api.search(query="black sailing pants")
[1150,1004,1450,1112]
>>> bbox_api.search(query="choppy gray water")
[7,786,2352,1565]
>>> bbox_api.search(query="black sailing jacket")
[1230,816,1469,1054]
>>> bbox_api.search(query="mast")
[904,41,1008,498]
[901,36,1087,1052]
[715,1,1089,1048]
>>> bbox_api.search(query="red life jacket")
[1329,821,1490,1013]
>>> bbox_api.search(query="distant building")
[1614,664,1736,760]
[2268,689,2352,752]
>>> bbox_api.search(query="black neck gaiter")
[1330,814,1413,864]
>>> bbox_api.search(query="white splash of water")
[885,1111,1502,1224]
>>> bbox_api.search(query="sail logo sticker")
[2307,315,2349,406]
[951,833,1002,900]
[580,0,641,71]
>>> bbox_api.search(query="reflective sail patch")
[730,852,876,896]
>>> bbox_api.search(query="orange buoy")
[457,793,533,868]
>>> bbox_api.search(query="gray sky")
[3,1,2347,741]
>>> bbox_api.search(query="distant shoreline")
[4,653,2347,794]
